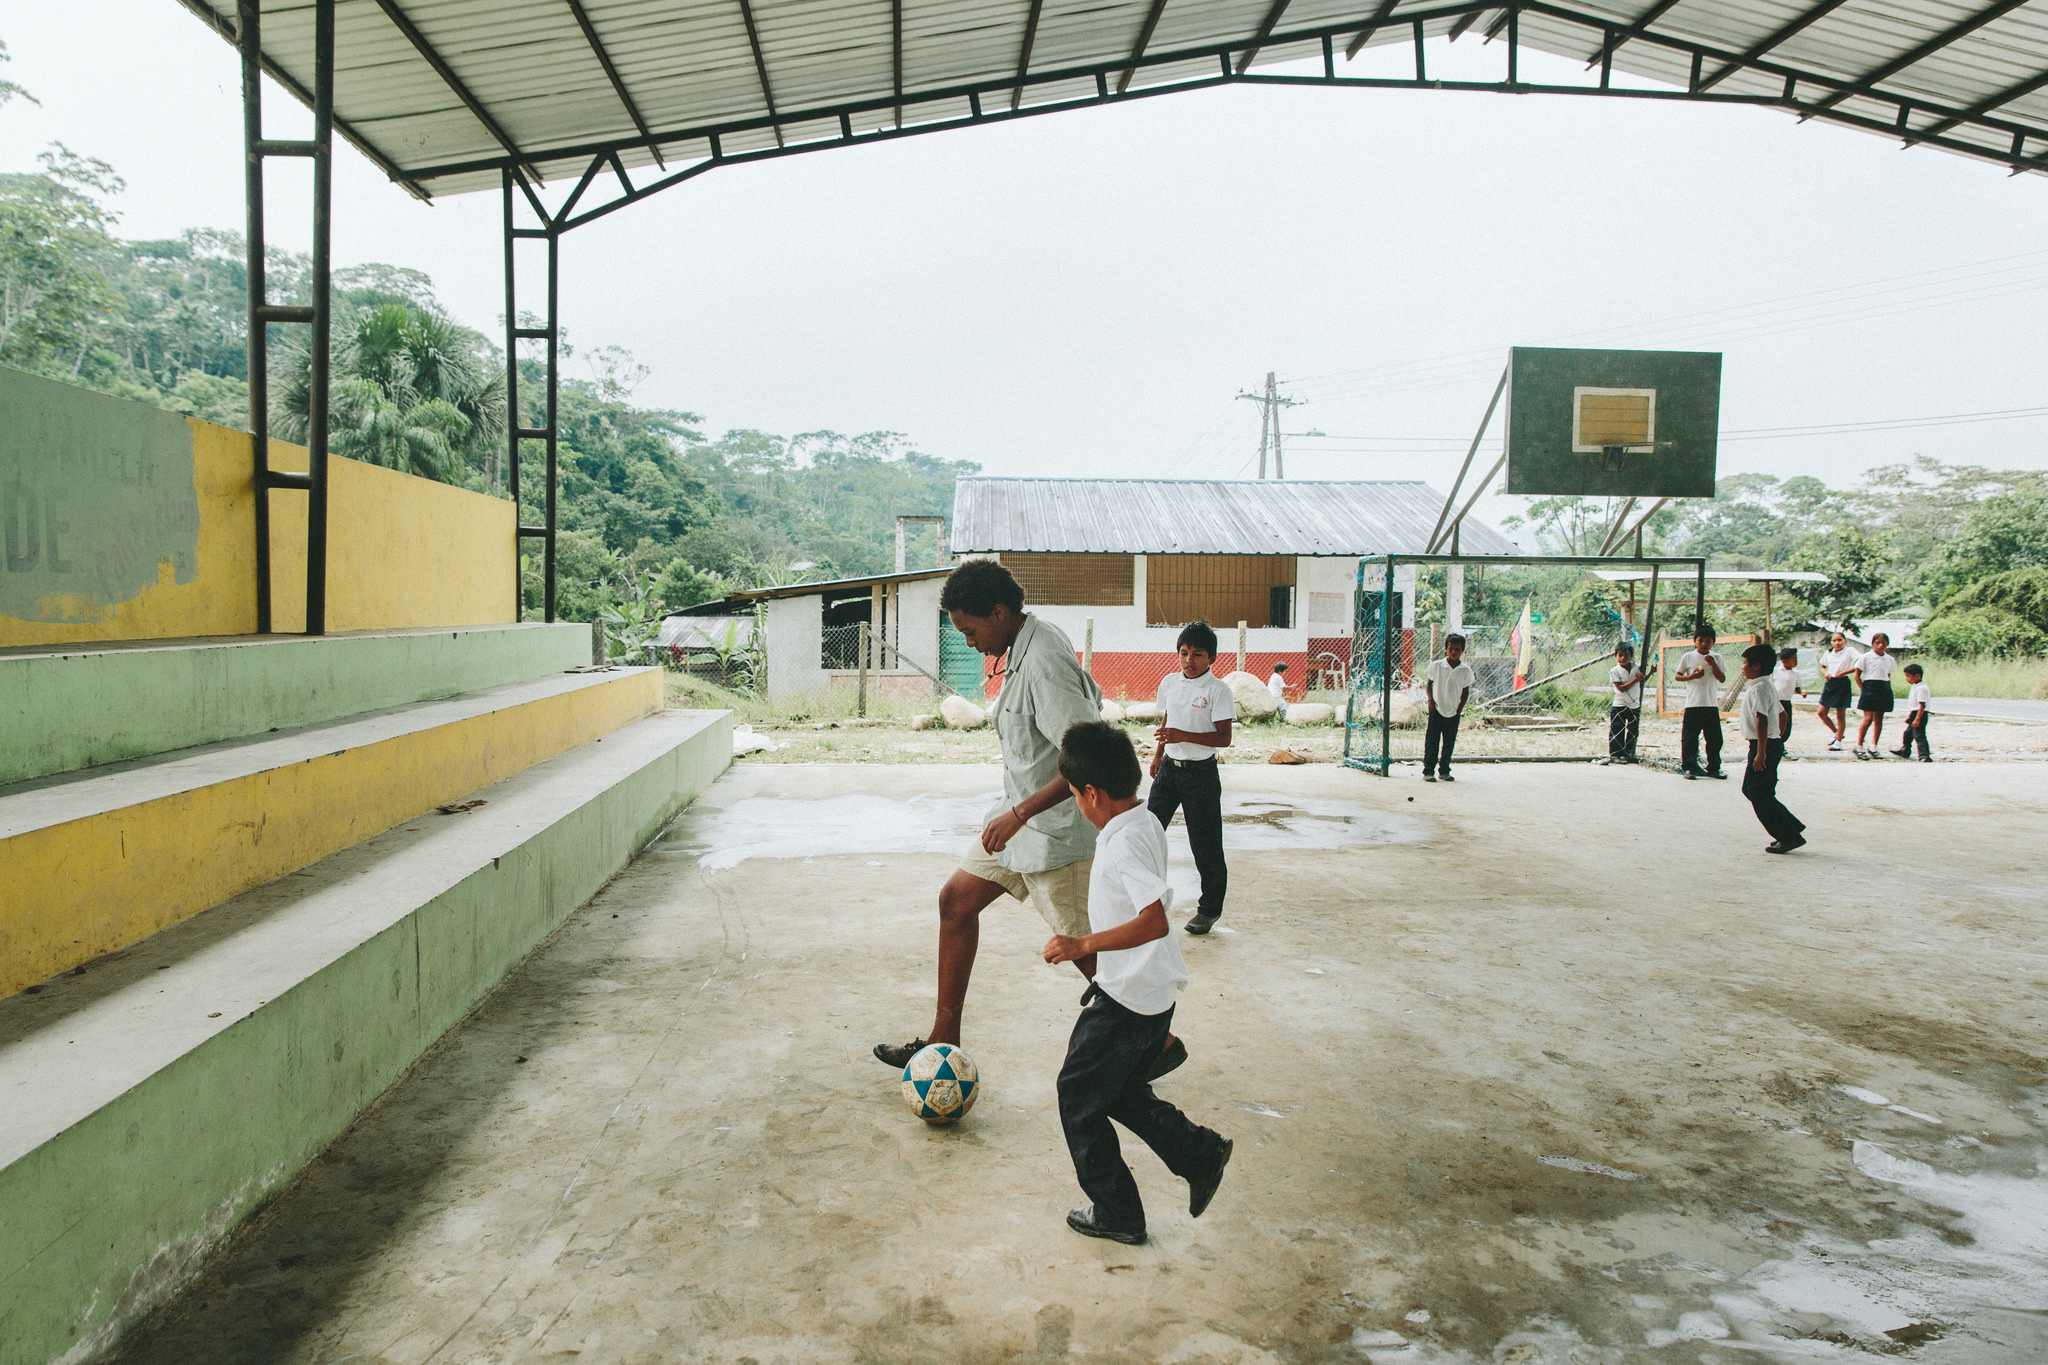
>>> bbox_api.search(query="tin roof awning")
[1591,569,1829,583]
[177,1,2048,205]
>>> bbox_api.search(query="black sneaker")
[1067,1205,1146,1244]
[1145,1037,1188,1083]
[873,1037,928,1068]
[1706,769,1727,780]
[1890,748,1910,758]
[1684,770,1699,780]
[1184,913,1220,935]
[1189,1138,1234,1218]
[1439,772,1455,782]
[1422,774,1436,783]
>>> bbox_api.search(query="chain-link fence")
[1344,555,1707,772]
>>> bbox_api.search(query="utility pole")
[1236,372,1304,479]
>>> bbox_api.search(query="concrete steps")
[0,667,662,999]
[0,708,731,1364]
[0,621,593,785]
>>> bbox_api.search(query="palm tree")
[273,303,504,485]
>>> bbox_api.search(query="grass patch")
[1909,654,2048,700]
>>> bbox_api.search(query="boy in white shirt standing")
[1266,660,1290,722]
[1891,663,1933,762]
[1045,722,1233,1245]
[1423,634,1474,782]
[1674,625,1728,780]
[1738,643,1805,852]
[1772,647,1802,744]
[1149,622,1234,935]
[1598,641,1644,765]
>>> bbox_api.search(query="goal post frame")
[1342,553,1708,775]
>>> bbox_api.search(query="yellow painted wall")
[0,669,661,999]
[0,408,514,648]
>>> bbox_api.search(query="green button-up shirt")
[989,614,1104,874]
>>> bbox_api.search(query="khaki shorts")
[958,842,1092,938]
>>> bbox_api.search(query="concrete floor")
[112,761,2048,1365]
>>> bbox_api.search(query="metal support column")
[240,0,332,635]
[502,171,560,622]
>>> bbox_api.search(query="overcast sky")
[8,4,2047,533]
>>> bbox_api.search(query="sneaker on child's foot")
[1066,1205,1146,1245]
[1423,774,1436,782]
[1827,739,1842,751]
[1189,1138,1234,1218]
[1184,913,1220,936]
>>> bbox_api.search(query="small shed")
[673,569,953,703]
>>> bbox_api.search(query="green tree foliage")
[0,146,125,377]
[1788,526,1895,634]
[1915,567,2048,658]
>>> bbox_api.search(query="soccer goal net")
[1343,554,1708,774]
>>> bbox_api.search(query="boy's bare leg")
[927,869,1098,1047]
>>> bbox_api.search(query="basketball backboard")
[1504,347,1721,497]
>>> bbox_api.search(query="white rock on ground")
[909,714,939,730]
[1388,692,1425,727]
[940,695,988,729]
[1099,701,1126,723]
[1285,702,1336,726]
[1124,701,1163,722]
[1223,671,1278,720]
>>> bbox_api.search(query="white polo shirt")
[1157,669,1235,761]
[1858,651,1897,683]
[1086,805,1189,1016]
[1907,680,1931,712]
[1772,662,1800,700]
[1821,647,1860,679]
[1426,658,1475,716]
[1679,649,1725,709]
[1740,676,1781,741]
[1610,661,1643,709]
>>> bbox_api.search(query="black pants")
[1058,986,1225,1234]
[1681,706,1724,774]
[1742,739,1806,843]
[1148,757,1226,918]
[1897,714,1931,758]
[1608,707,1640,760]
[1423,711,1461,775]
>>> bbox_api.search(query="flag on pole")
[1511,598,1534,690]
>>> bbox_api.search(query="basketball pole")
[1427,366,1508,553]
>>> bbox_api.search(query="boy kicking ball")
[1044,722,1233,1246]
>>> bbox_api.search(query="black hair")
[1177,621,1219,657]
[940,559,1025,618]
[1741,643,1776,674]
[1693,622,1717,642]
[1778,646,1799,663]
[1445,633,1466,648]
[1272,660,1288,671]
[1058,721,1141,800]
[1871,631,1890,646]
[1615,641,1635,658]
[1904,662,1924,677]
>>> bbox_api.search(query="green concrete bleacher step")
[0,666,662,1000]
[0,707,731,1365]
[0,621,594,785]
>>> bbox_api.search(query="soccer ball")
[901,1043,979,1124]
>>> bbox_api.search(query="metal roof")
[712,566,953,603]
[178,0,2048,207]
[950,477,1520,555]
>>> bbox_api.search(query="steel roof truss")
[389,0,2048,192]
[1345,0,1403,61]
[1235,0,1297,75]
[564,0,665,169]
[734,0,786,148]
[1695,0,1852,95]
[371,0,546,182]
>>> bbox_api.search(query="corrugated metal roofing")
[178,0,2048,202]
[949,477,1519,555]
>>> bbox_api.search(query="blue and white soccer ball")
[901,1043,979,1124]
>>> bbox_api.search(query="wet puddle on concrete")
[659,791,1424,872]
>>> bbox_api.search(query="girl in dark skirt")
[1818,631,1857,751]
[1854,633,1897,758]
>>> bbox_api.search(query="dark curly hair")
[1058,721,1141,800]
[940,559,1025,618]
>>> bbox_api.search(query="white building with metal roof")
[950,477,1518,700]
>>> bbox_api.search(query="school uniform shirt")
[1858,652,1898,683]
[1907,680,1932,715]
[1821,648,1861,679]
[1772,662,1801,699]
[989,614,1104,875]
[1266,671,1287,701]
[1740,676,1782,742]
[1679,650,1725,709]
[1157,669,1236,761]
[1427,658,1475,716]
[1086,805,1190,1016]
[1609,662,1643,710]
